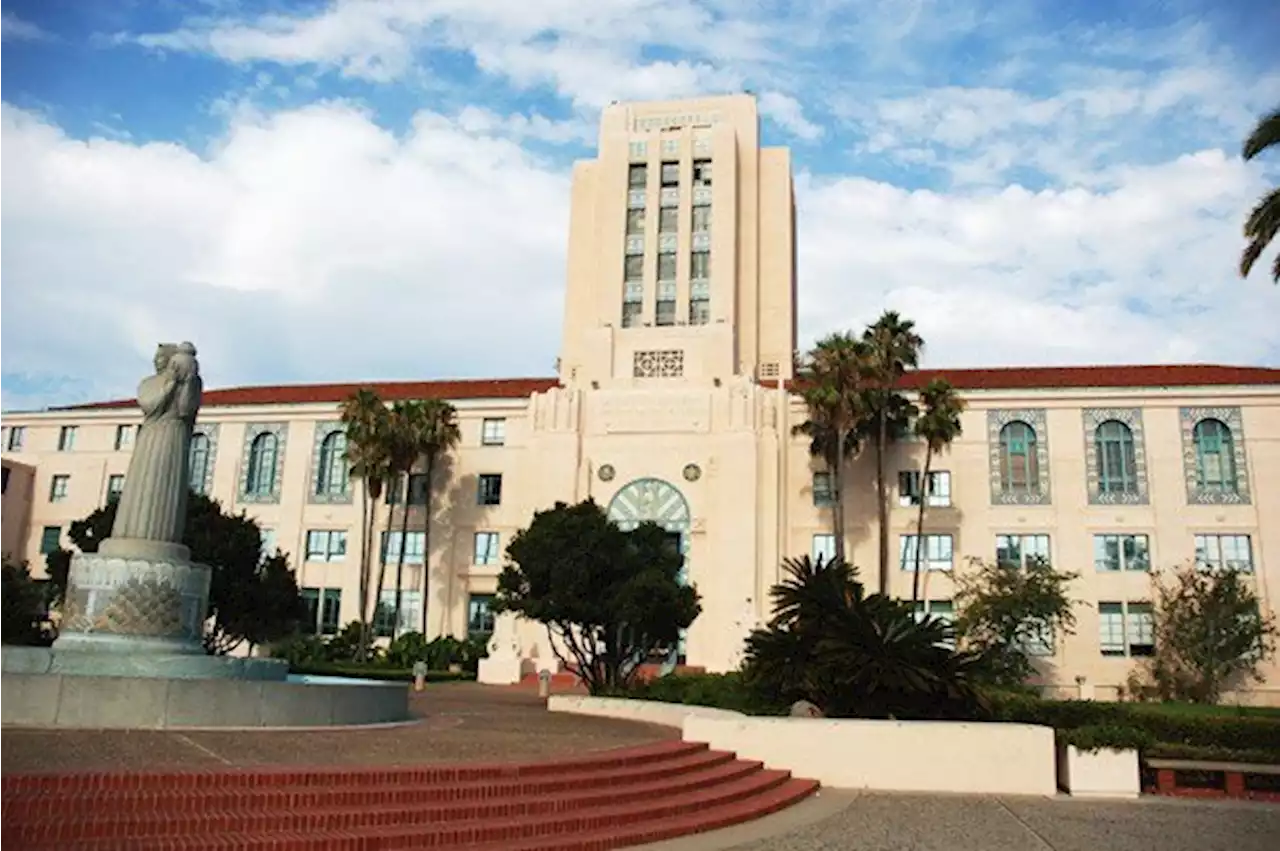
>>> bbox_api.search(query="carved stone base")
[53,552,211,656]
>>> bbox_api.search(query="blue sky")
[2,0,1278,409]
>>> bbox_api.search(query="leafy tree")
[742,555,992,719]
[494,499,701,695]
[794,332,869,562]
[45,494,305,655]
[1240,105,1280,284]
[910,378,965,601]
[380,400,427,643]
[398,398,460,637]
[2,559,54,646]
[339,387,394,658]
[953,555,1080,688]
[1133,564,1278,704]
[860,311,923,594]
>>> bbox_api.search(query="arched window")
[315,431,348,496]
[188,433,210,495]
[246,432,278,496]
[1095,420,1137,494]
[1193,419,1237,492]
[999,421,1039,494]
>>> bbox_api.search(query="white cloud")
[0,102,570,409]
[3,97,1277,411]
[2,12,51,42]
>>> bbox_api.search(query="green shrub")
[384,632,489,671]
[1057,725,1156,753]
[290,662,474,683]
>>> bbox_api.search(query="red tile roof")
[51,364,1279,412]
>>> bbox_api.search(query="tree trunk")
[392,470,411,639]
[371,490,394,653]
[912,449,933,604]
[876,413,890,595]
[832,429,846,562]
[420,453,436,637]
[356,483,372,661]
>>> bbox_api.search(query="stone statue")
[100,343,203,563]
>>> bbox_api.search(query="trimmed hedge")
[290,662,475,683]
[621,673,1280,763]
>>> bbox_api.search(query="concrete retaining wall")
[2,673,410,729]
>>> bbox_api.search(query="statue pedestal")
[477,612,524,685]
[52,551,211,658]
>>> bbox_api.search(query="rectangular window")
[474,531,501,565]
[305,529,348,562]
[898,471,951,507]
[469,594,496,636]
[626,208,645,234]
[49,474,69,502]
[478,474,503,506]
[621,301,642,328]
[39,525,62,555]
[660,161,679,187]
[655,299,676,326]
[114,425,134,451]
[374,589,422,638]
[1195,534,1253,573]
[899,534,954,572]
[481,418,506,446]
[812,471,834,507]
[1093,534,1150,572]
[812,533,836,563]
[6,426,25,451]
[58,426,77,451]
[692,159,712,186]
[259,528,277,562]
[381,531,425,565]
[996,534,1051,569]
[1099,601,1154,657]
[301,588,320,634]
[659,207,678,233]
[320,588,342,635]
[107,475,125,502]
[692,204,711,232]
[657,252,676,280]
[912,600,956,648]
[690,250,710,279]
[624,254,644,280]
[689,298,710,326]
[628,164,647,188]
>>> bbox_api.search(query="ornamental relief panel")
[598,392,711,435]
[986,408,1052,506]
[189,423,219,497]
[307,421,352,505]
[1081,407,1149,505]
[238,422,289,505]
[1179,406,1251,505]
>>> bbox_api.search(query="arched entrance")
[607,478,691,672]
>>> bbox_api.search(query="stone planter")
[1056,744,1140,798]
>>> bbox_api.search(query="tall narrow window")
[657,252,676,280]
[315,431,347,496]
[469,594,496,636]
[624,254,644,280]
[114,425,134,451]
[245,432,278,496]
[660,161,679,187]
[689,298,710,325]
[692,159,712,186]
[811,534,836,563]
[58,426,77,451]
[1193,419,1237,492]
[626,208,645,234]
[628,164,647,188]
[1095,420,1137,494]
[692,204,711,231]
[189,433,210,495]
[999,421,1038,494]
[621,299,642,327]
[659,207,678,233]
[691,251,710,279]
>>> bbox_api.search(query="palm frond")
[1243,107,1280,161]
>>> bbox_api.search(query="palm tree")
[339,388,392,659]
[861,311,924,595]
[795,333,870,562]
[1240,106,1280,284]
[911,378,965,603]
[379,400,428,641]
[414,399,460,636]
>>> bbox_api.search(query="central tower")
[557,94,797,389]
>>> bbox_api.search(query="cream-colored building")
[3,95,1279,703]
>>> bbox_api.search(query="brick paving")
[0,682,675,774]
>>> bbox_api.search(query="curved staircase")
[2,740,819,850]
